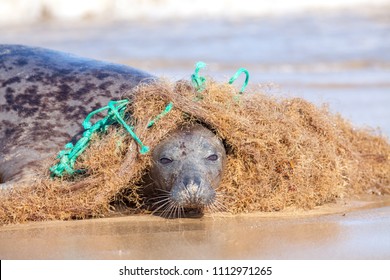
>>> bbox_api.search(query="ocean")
[1,0,389,136]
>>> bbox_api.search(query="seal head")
[150,125,226,214]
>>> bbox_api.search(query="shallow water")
[1,8,389,136]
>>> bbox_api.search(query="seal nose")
[171,175,215,208]
[183,175,201,188]
[183,176,202,204]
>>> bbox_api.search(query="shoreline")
[1,194,389,259]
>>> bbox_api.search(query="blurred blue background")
[1,0,389,136]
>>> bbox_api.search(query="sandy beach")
[0,194,389,259]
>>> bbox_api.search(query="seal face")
[150,125,226,215]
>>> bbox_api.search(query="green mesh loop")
[229,68,250,93]
[191,61,207,92]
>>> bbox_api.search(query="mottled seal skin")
[149,125,227,216]
[0,44,153,187]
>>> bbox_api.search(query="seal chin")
[171,181,216,209]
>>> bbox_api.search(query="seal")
[148,124,227,217]
[0,44,153,187]
[0,45,228,215]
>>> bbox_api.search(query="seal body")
[0,44,153,186]
[150,125,226,216]
[0,45,228,215]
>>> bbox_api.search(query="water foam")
[0,0,389,26]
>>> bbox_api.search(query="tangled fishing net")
[0,78,389,225]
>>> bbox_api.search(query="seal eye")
[159,157,173,164]
[207,154,218,161]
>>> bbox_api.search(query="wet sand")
[1,195,389,260]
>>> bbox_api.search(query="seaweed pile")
[1,80,389,224]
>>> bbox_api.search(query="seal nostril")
[194,176,201,187]
[183,176,190,187]
[182,176,201,188]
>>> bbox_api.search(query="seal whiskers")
[149,189,180,218]
[206,192,227,214]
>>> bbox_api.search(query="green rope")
[147,102,173,128]
[228,67,249,93]
[107,100,149,154]
[191,61,207,92]
[191,62,249,94]
[50,99,150,177]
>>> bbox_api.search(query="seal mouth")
[148,183,218,219]
[171,181,216,208]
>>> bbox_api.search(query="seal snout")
[171,175,216,208]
